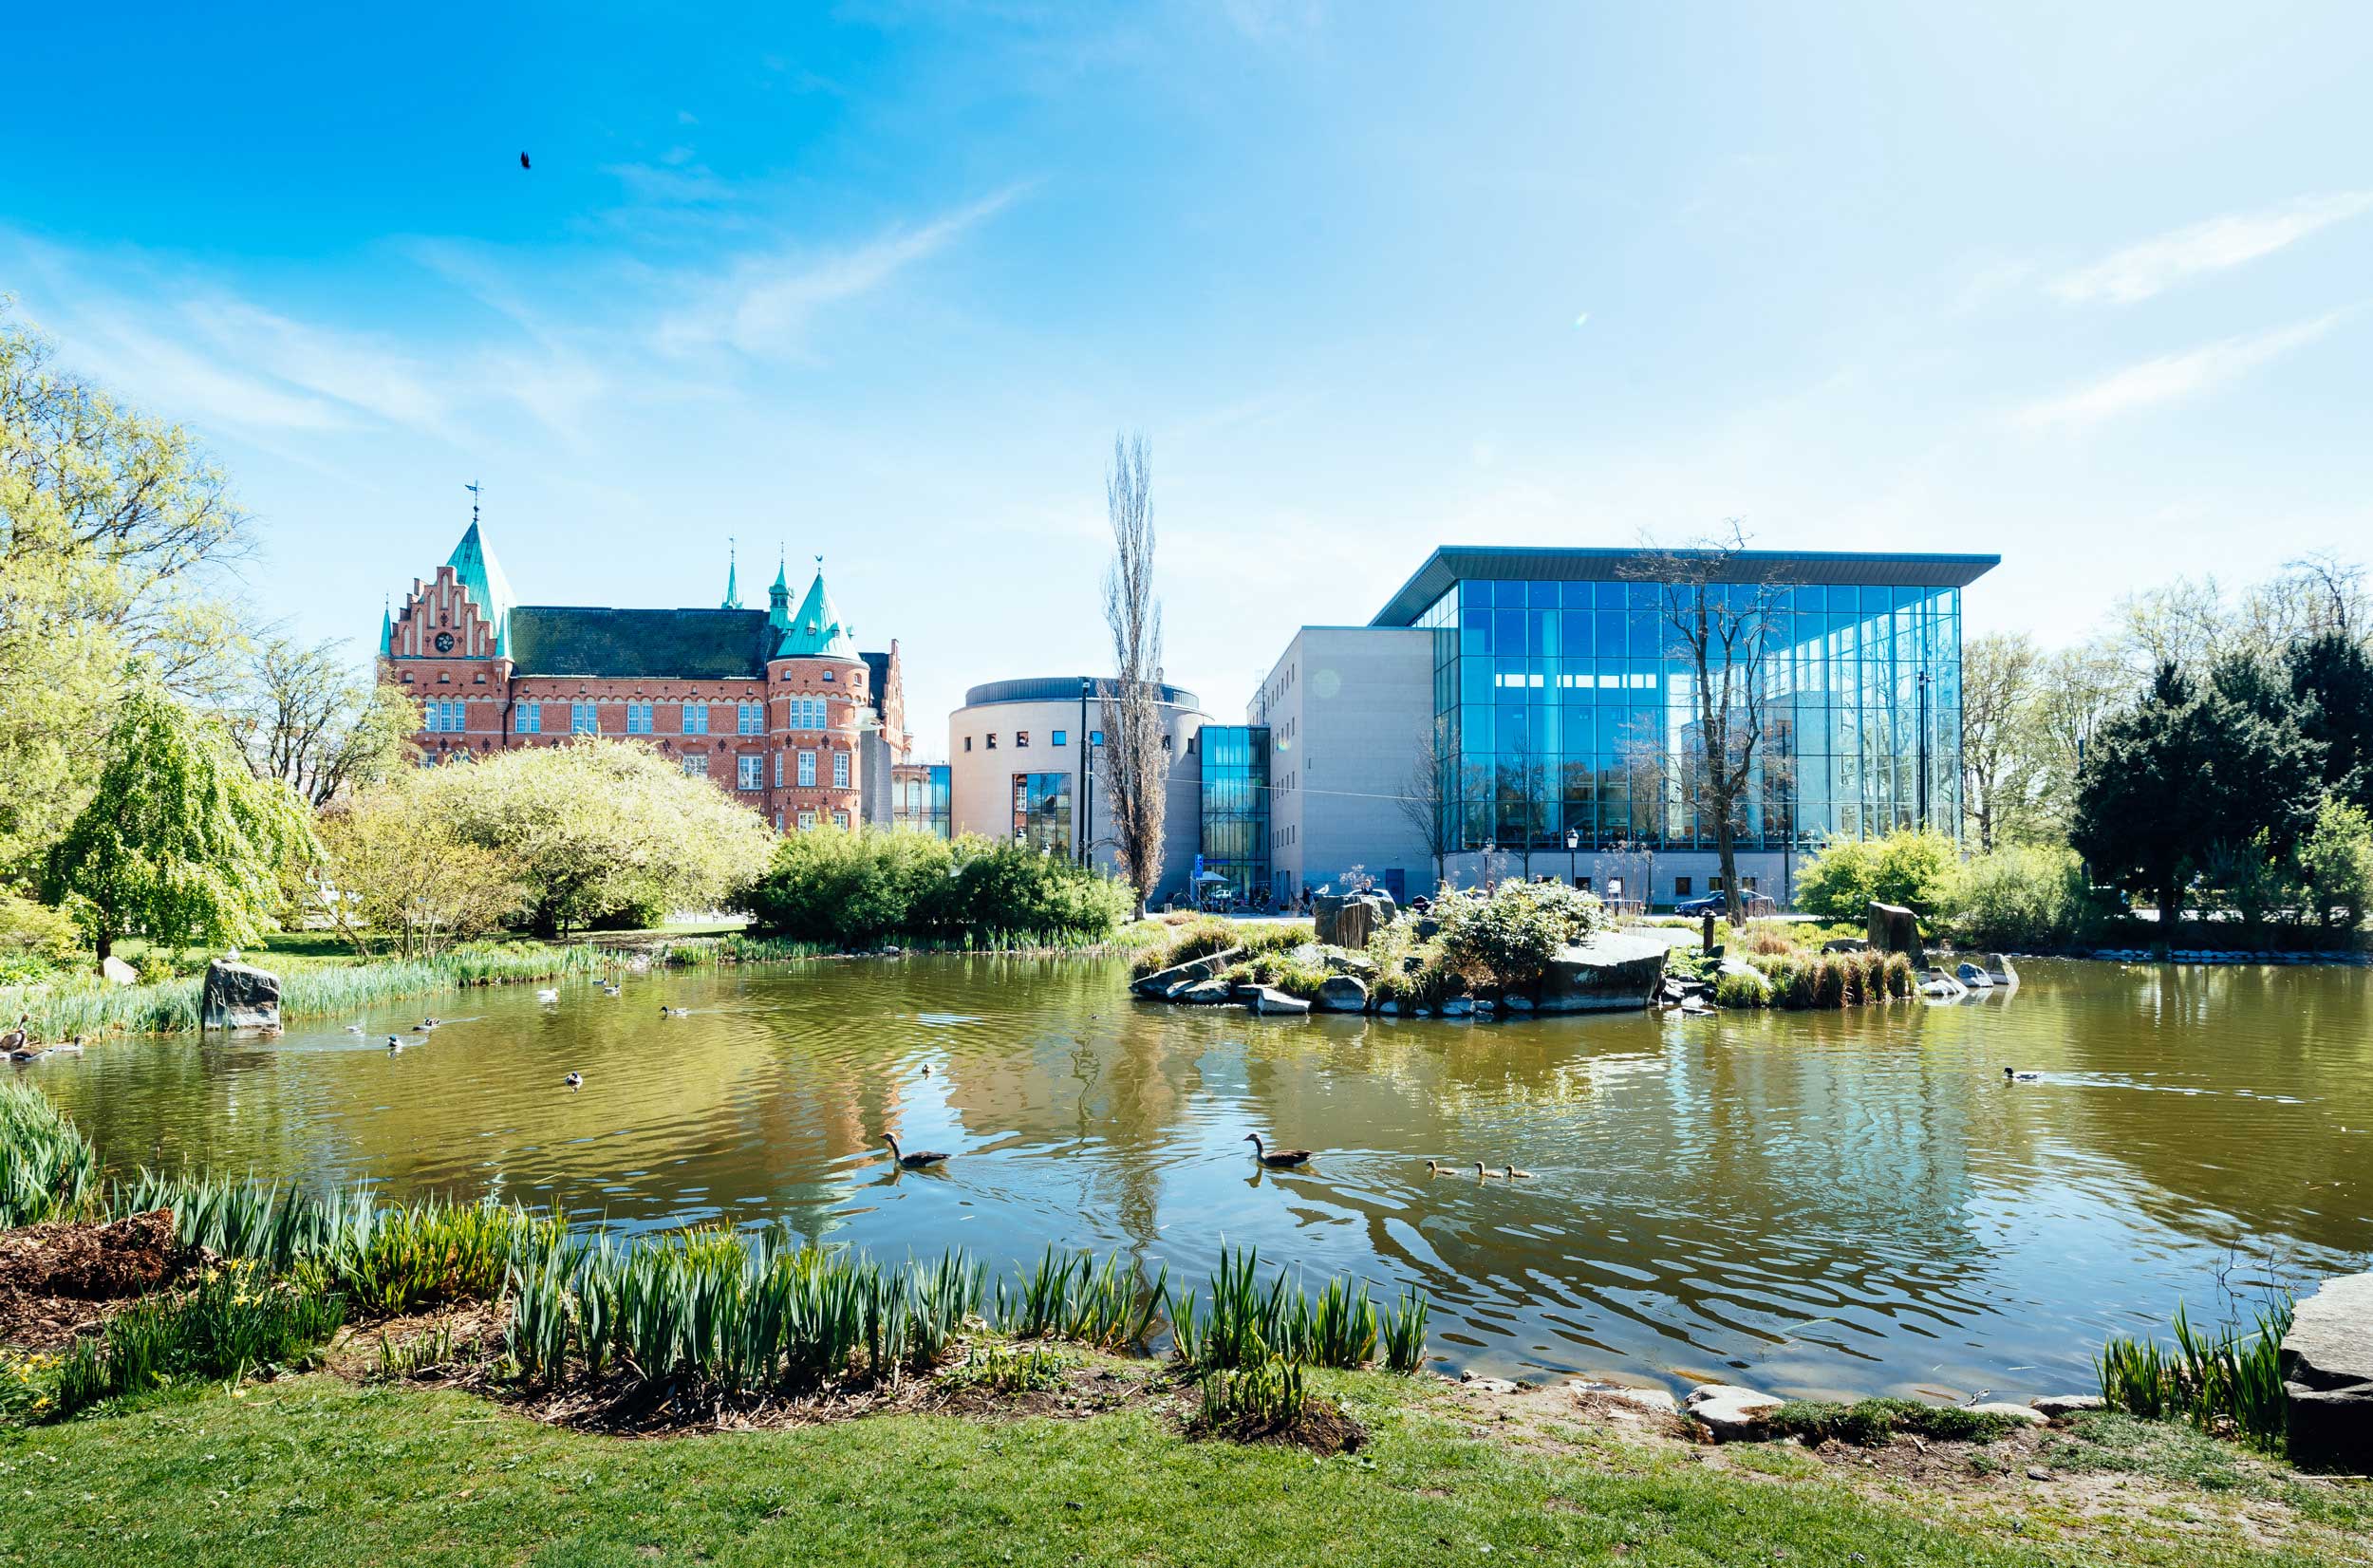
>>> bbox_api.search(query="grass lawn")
[3,1370,2363,1568]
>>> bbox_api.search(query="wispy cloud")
[651,182,1031,358]
[2051,193,2373,305]
[2013,313,2344,428]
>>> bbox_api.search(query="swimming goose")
[564,1072,583,1090]
[1244,1133,1312,1168]
[535,988,560,1004]
[1426,1159,1451,1175]
[883,1133,947,1168]
[1504,1165,1536,1180]
[2003,1068,2042,1082]
[1473,1162,1505,1179]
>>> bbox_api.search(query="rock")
[1917,967,1968,1000]
[1472,997,1498,1016]
[1440,997,1475,1017]
[2026,1467,2053,1482]
[1316,975,1370,1013]
[1244,985,1311,1016]
[1956,961,1995,989]
[100,954,140,987]
[1535,932,1671,1014]
[1682,1383,1783,1441]
[1314,892,1396,950]
[1501,995,1534,1013]
[1132,947,1242,998]
[200,960,281,1031]
[1180,979,1237,1005]
[1414,917,1442,942]
[1460,1373,1522,1394]
[2282,1270,2373,1470]
[2031,1394,2104,1418]
[1821,937,1870,955]
[1987,953,2020,988]
[1865,902,1925,967]
[1967,1402,2049,1427]
[1578,1384,1680,1415]
[1377,999,1404,1017]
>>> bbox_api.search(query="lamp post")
[1077,677,1093,868]
[1482,837,1495,892]
[1565,827,1579,887]
[1915,667,1932,831]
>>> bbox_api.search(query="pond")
[24,953,2373,1401]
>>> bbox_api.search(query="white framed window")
[424,700,465,733]
[570,701,597,735]
[773,752,784,788]
[832,750,850,789]
[738,755,763,791]
[682,754,708,776]
[516,701,541,734]
[797,750,816,787]
[682,703,709,735]
[833,811,849,830]
[738,700,762,735]
[626,701,653,734]
[797,810,816,830]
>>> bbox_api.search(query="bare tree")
[1099,432,1166,919]
[1625,523,1793,924]
[232,636,416,807]
[1959,630,2041,852]
[1394,715,1455,892]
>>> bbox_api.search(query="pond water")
[24,954,2373,1400]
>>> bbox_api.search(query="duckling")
[661,1005,691,1018]
[1473,1162,1505,1179]
[2004,1067,2042,1082]
[883,1133,947,1168]
[535,988,560,1004]
[1426,1159,1450,1175]
[1504,1165,1536,1180]
[1244,1133,1312,1168]
[563,1072,583,1090]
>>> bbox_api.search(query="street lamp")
[1077,677,1093,867]
[1482,837,1495,891]
[1915,667,1932,831]
[1565,827,1579,887]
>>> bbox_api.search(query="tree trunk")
[2157,882,2180,931]
[93,929,112,975]
[1716,816,1742,925]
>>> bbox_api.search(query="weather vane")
[465,480,482,527]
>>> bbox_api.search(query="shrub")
[1431,881,1604,991]
[1711,969,1770,1009]
[1946,845,2099,949]
[743,827,1130,948]
[33,1261,345,1421]
[1795,830,1961,924]
[0,895,80,981]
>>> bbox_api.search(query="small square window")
[963,736,973,753]
[1673,877,1692,897]
[1089,730,1102,745]
[1016,730,1030,748]
[1052,730,1067,746]
[985,734,998,750]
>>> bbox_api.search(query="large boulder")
[100,955,140,988]
[1242,985,1312,1016]
[1865,902,1925,966]
[1316,975,1370,1013]
[1535,932,1671,1014]
[1313,892,1396,950]
[200,959,281,1030]
[2283,1271,2373,1471]
[1683,1383,1783,1441]
[1179,979,1238,1005]
[1131,947,1242,998]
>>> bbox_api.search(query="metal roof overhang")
[1368,546,2002,626]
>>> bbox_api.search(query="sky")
[5,1,2370,745]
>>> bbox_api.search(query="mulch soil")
[0,1209,190,1352]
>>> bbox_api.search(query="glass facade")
[893,765,951,838]
[1012,772,1073,855]
[1198,725,1271,898]
[1420,577,1962,852]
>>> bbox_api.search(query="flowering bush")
[1430,880,1604,991]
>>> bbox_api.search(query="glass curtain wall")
[1198,724,1271,898]
[1012,772,1073,855]
[892,765,950,838]
[1423,579,1962,853]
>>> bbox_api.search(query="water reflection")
[24,955,2372,1398]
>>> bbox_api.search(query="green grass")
[2098,1297,2293,1450]
[1762,1397,2025,1447]
[0,1083,97,1228]
[0,1372,2354,1568]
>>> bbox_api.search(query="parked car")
[1674,891,1779,917]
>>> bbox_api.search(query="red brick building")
[381,522,911,830]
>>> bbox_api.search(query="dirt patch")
[1187,1395,1367,1457]
[0,1210,188,1351]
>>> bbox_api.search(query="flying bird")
[519,151,532,171]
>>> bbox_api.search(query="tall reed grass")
[0,1084,97,1229]
[29,1260,345,1422]
[2098,1298,2292,1450]
[1169,1247,1425,1373]
[991,1248,1168,1350]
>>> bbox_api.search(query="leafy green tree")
[2289,630,2373,812]
[233,637,416,807]
[1793,829,1961,923]
[2295,797,2373,934]
[316,774,520,958]
[41,683,317,969]
[740,825,1130,946]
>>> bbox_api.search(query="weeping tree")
[43,681,318,970]
[1099,432,1166,919]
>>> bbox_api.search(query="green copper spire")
[380,599,393,658]
[446,518,516,656]
[721,538,742,610]
[775,561,859,661]
[767,547,793,630]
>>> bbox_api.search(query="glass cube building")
[1197,724,1271,898]
[1373,547,1999,856]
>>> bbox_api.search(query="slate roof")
[507,607,776,680]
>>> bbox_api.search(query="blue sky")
[6,2,2370,739]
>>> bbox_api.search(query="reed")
[1170,1248,1423,1373]
[1381,1288,1429,1373]
[941,1342,1073,1394]
[0,1084,98,1229]
[1196,1353,1309,1429]
[38,1260,344,1421]
[2097,1298,2292,1449]
[992,1248,1168,1351]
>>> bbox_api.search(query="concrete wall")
[1439,848,1803,909]
[947,690,1207,908]
[1249,626,1435,903]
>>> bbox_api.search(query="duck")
[601,983,624,998]
[1426,1159,1450,1175]
[386,1036,404,1053]
[0,1014,28,1054]
[1473,1162,1505,1179]
[49,1036,84,1056]
[345,1023,366,1035]
[7,1040,46,1063]
[661,1005,691,1018]
[414,1017,440,1032]
[883,1133,948,1169]
[535,988,560,1004]
[563,1072,583,1091]
[921,1064,932,1077]
[1504,1165,1536,1180]
[1244,1133,1312,1168]
[2004,1068,2042,1083]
